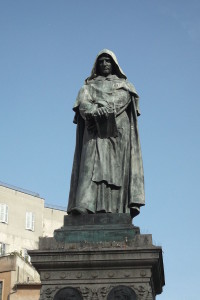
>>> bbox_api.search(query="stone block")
[29,214,165,300]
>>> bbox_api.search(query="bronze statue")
[67,49,144,218]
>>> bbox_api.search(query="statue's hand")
[95,107,108,118]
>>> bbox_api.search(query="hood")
[86,49,127,82]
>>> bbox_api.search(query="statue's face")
[97,55,113,76]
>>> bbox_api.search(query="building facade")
[0,182,67,300]
[0,253,41,300]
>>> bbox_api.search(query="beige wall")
[0,254,40,300]
[0,184,67,299]
[0,270,11,300]
[11,284,41,300]
[0,254,15,299]
[0,254,16,273]
[43,207,66,237]
[0,185,44,254]
[0,185,66,256]
[10,255,40,286]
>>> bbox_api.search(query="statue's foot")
[70,207,88,215]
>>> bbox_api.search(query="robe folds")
[67,74,145,218]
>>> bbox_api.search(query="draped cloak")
[67,50,145,218]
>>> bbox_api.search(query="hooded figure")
[67,49,145,218]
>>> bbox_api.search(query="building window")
[0,243,6,256]
[25,212,35,231]
[0,281,2,300]
[0,204,8,223]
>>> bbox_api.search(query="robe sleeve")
[114,89,131,117]
[76,86,98,120]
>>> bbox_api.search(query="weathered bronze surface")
[54,287,83,300]
[107,285,137,300]
[67,49,145,218]
[54,213,140,243]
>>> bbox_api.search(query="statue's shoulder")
[113,78,138,97]
[124,80,138,95]
[77,83,90,95]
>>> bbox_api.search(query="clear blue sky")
[1,1,200,299]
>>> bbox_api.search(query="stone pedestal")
[29,214,164,300]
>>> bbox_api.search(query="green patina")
[54,213,139,243]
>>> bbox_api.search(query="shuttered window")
[0,243,6,256]
[25,212,35,231]
[0,204,8,223]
